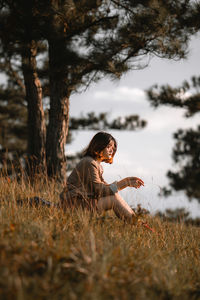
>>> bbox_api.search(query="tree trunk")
[21,40,46,175]
[46,39,70,183]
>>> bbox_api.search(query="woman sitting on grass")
[60,131,144,224]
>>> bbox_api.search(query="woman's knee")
[97,193,123,211]
[97,195,114,212]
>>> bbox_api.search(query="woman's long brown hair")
[83,132,117,163]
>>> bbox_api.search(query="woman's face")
[100,140,115,161]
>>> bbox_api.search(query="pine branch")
[110,0,135,14]
[2,58,25,91]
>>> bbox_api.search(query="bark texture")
[46,39,70,183]
[21,40,46,174]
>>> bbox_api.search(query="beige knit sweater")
[60,156,115,208]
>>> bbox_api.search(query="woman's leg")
[97,193,137,223]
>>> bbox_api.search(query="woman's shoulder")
[78,156,99,167]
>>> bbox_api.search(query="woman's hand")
[126,177,144,189]
[116,177,144,191]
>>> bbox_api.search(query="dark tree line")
[156,208,200,227]
[0,0,200,182]
[147,75,200,202]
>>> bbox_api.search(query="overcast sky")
[68,33,200,218]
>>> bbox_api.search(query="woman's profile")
[60,131,144,224]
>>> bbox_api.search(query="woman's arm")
[79,158,144,196]
[81,159,118,197]
[116,177,144,191]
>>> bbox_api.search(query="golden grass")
[0,174,200,300]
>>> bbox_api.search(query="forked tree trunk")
[21,40,47,175]
[46,39,70,183]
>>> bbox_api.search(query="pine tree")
[0,0,48,176]
[147,76,200,201]
[0,0,199,180]
[45,0,200,180]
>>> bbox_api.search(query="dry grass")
[0,174,200,300]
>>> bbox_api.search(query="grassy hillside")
[0,175,200,300]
